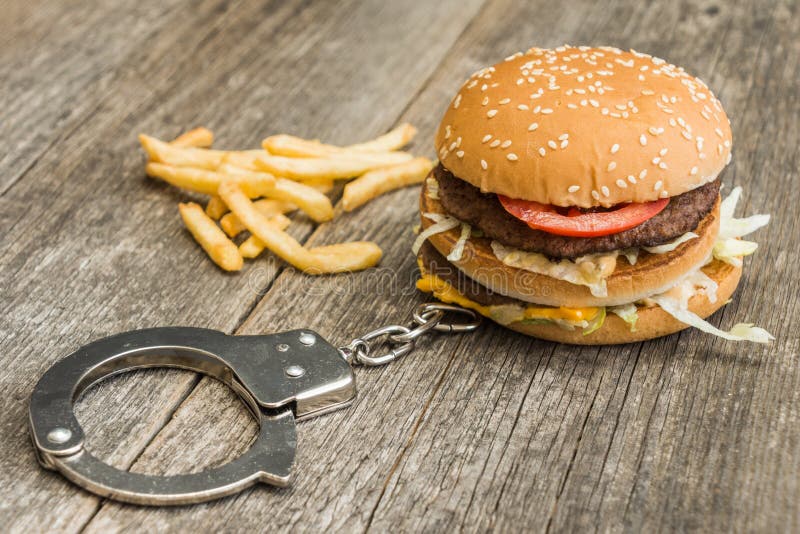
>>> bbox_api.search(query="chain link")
[338,303,481,367]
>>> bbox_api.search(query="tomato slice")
[498,195,669,237]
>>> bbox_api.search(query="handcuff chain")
[338,303,481,367]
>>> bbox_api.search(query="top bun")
[435,45,732,208]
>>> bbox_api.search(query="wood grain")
[1,0,798,532]
[0,0,487,531]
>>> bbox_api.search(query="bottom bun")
[420,257,742,345]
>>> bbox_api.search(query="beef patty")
[434,164,721,259]
[419,241,517,307]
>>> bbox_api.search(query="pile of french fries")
[138,124,432,274]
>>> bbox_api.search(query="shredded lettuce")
[491,241,617,297]
[609,303,638,332]
[412,213,460,255]
[582,307,606,335]
[447,223,472,262]
[713,238,758,267]
[426,177,440,199]
[622,249,638,265]
[712,185,770,267]
[651,294,773,343]
[643,232,698,254]
[717,186,770,239]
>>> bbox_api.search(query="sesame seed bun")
[418,257,742,345]
[435,45,732,208]
[420,180,722,308]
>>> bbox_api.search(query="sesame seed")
[690,166,698,175]
[487,109,498,118]
[538,147,546,157]
[561,140,569,148]
[482,96,489,106]
[568,185,580,193]
[528,122,539,131]
[607,161,617,171]
[627,175,637,184]
[541,108,553,114]
[616,179,627,188]
[591,190,600,200]
[456,150,464,158]
[481,159,488,170]
[517,104,529,110]
[548,140,558,150]
[659,148,668,156]
[654,180,663,191]
[601,186,610,197]
[611,143,620,154]
[567,103,578,109]
[660,190,669,198]
[559,133,569,140]
[482,134,492,143]
[639,169,647,179]
[507,153,518,161]
[499,98,511,104]
[682,131,693,140]
[453,94,462,108]
[715,127,724,138]
[640,134,647,146]
[449,142,457,151]
[501,140,512,148]
[658,161,668,169]
[445,125,452,138]
[490,139,501,148]
[652,157,661,164]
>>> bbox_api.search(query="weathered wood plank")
[369,1,800,532]
[0,1,488,532]
[77,0,628,531]
[0,0,191,194]
[79,0,799,532]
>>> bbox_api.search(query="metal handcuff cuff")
[28,303,479,506]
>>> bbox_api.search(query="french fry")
[221,150,266,171]
[220,199,295,238]
[261,123,417,157]
[239,214,293,258]
[255,154,406,182]
[178,202,242,271]
[218,182,381,273]
[263,135,414,164]
[342,157,433,212]
[309,180,334,194]
[171,127,214,148]
[261,135,340,158]
[146,163,275,197]
[217,164,333,222]
[205,195,228,219]
[139,134,226,169]
[347,123,417,152]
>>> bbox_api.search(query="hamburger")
[414,45,772,344]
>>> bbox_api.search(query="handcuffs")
[29,303,479,506]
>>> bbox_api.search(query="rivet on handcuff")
[28,303,480,506]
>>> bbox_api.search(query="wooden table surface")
[2,0,798,531]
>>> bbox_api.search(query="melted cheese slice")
[416,272,599,325]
